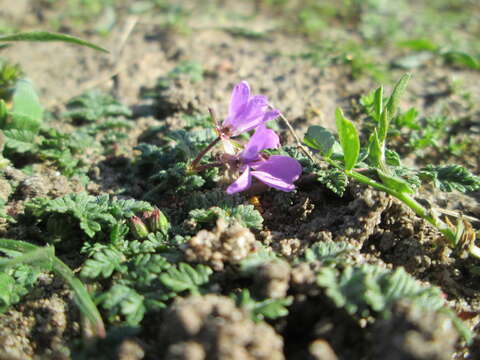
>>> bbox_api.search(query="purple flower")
[220,81,280,138]
[226,125,302,194]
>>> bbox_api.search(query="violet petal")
[230,95,270,135]
[241,125,280,163]
[228,81,250,118]
[262,109,280,123]
[250,155,302,192]
[226,166,252,194]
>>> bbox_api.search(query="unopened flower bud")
[130,216,149,239]
[145,207,170,235]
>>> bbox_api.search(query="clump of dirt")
[3,165,83,202]
[290,261,323,296]
[0,280,79,360]
[252,260,291,299]
[184,218,256,271]
[370,199,440,276]
[158,294,284,359]
[116,339,145,360]
[372,301,459,360]
[299,183,391,246]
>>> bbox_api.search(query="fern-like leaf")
[100,284,145,326]
[159,263,212,294]
[419,164,480,193]
[232,289,292,322]
[314,168,348,196]
[317,264,444,318]
[81,248,126,279]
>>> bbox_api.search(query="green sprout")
[304,74,480,258]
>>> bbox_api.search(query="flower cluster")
[194,81,302,194]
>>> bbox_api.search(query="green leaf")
[128,254,172,287]
[394,107,419,130]
[233,289,292,322]
[100,284,145,325]
[367,130,383,168]
[231,205,263,230]
[385,73,410,118]
[442,51,479,70]
[385,149,402,167]
[373,86,383,122]
[8,79,43,133]
[25,193,151,239]
[3,129,37,153]
[0,31,108,53]
[0,100,7,127]
[317,264,444,317]
[0,238,105,337]
[64,90,132,123]
[159,263,212,293]
[397,39,439,52]
[378,106,389,146]
[81,248,125,279]
[302,241,353,264]
[303,125,337,157]
[335,108,360,171]
[441,308,473,344]
[314,168,348,196]
[377,170,415,194]
[0,272,16,312]
[419,165,480,193]
[239,243,278,274]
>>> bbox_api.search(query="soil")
[1,1,480,359]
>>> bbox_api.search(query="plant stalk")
[190,136,221,171]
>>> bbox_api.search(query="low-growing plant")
[25,192,153,241]
[316,262,472,342]
[0,31,107,173]
[63,90,132,124]
[231,289,292,322]
[303,74,480,257]
[397,38,480,71]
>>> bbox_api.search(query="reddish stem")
[190,108,223,171]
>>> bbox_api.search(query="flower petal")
[251,155,302,192]
[241,125,280,163]
[262,109,280,123]
[229,81,250,118]
[227,166,252,194]
[230,95,270,135]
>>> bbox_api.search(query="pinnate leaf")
[160,263,212,293]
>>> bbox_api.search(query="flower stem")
[190,108,223,171]
[194,161,224,172]
[190,136,221,171]
[270,105,316,162]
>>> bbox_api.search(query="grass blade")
[0,238,105,337]
[0,31,109,53]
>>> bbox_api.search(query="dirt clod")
[116,339,145,360]
[253,260,291,299]
[184,219,256,271]
[372,301,458,360]
[159,294,284,360]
